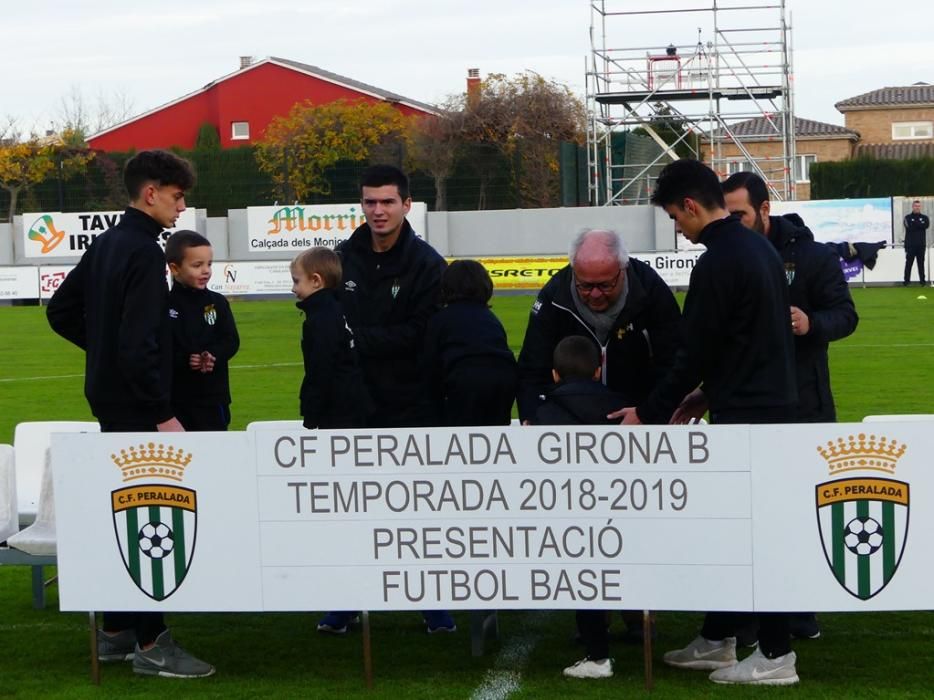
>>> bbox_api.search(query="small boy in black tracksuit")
[291,247,368,429]
[421,259,517,426]
[166,230,240,430]
[530,335,629,680]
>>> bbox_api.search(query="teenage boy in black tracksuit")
[46,150,214,679]
[165,230,240,431]
[532,336,628,679]
[324,165,452,635]
[290,247,368,429]
[904,200,930,285]
[614,159,798,686]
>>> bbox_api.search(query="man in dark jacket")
[516,229,682,423]
[335,165,447,429]
[325,165,453,635]
[615,159,799,686]
[46,150,214,678]
[903,200,930,286]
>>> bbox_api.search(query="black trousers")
[905,247,926,283]
[701,612,790,658]
[442,357,517,427]
[576,610,610,660]
[98,419,167,646]
[173,403,230,431]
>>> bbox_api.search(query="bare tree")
[406,104,465,211]
[56,86,136,143]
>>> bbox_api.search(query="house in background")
[701,116,859,200]
[87,57,436,152]
[835,82,934,160]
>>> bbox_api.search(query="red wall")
[88,62,431,152]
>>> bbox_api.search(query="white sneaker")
[709,647,798,686]
[663,635,737,670]
[563,657,613,679]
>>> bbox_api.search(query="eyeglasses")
[574,269,622,295]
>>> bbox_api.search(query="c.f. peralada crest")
[815,433,908,601]
[111,443,198,601]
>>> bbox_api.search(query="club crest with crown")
[814,433,909,600]
[110,442,198,601]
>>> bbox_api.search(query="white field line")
[0,361,303,383]
[469,611,551,700]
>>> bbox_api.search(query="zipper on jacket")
[550,301,610,386]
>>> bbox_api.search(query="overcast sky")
[3,1,931,135]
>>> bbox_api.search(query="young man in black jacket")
[165,230,240,431]
[613,159,799,686]
[47,150,214,678]
[326,165,453,634]
[531,335,627,680]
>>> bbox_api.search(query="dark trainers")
[132,630,215,678]
[424,610,456,633]
[789,613,821,640]
[316,611,359,635]
[97,629,136,662]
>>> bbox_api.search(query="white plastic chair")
[8,448,56,556]
[245,420,305,432]
[13,421,99,526]
[0,445,16,543]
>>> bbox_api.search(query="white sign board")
[0,266,39,300]
[208,261,293,296]
[246,203,428,252]
[52,422,934,613]
[21,210,197,260]
[38,265,75,300]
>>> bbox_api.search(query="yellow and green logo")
[27,215,66,254]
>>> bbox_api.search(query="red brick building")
[87,57,436,152]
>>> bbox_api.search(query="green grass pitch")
[2,287,934,697]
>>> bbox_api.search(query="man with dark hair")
[903,200,930,286]
[324,164,452,634]
[613,159,799,686]
[47,150,214,678]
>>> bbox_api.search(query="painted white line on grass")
[469,611,550,700]
[0,361,304,383]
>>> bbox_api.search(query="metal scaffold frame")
[586,0,795,206]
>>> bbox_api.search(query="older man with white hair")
[517,228,682,424]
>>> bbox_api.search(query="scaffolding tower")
[586,0,795,206]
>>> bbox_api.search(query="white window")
[726,159,754,175]
[231,121,250,140]
[892,121,933,140]
[794,154,817,182]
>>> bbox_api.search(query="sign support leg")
[89,611,100,685]
[362,610,374,689]
[643,609,654,691]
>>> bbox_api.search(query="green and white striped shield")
[111,484,198,601]
[816,477,909,601]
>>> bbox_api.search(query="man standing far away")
[903,199,930,286]
[320,164,454,634]
[611,159,800,686]
[46,150,214,678]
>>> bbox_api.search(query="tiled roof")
[836,84,934,110]
[710,116,858,140]
[270,57,437,114]
[854,142,934,160]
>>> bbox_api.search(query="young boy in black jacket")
[291,247,368,429]
[166,231,240,430]
[422,259,517,426]
[531,335,627,680]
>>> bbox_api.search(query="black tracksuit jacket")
[531,380,628,426]
[637,214,797,425]
[47,207,174,425]
[904,212,930,251]
[768,214,858,422]
[167,283,239,408]
[335,220,446,427]
[420,300,518,426]
[297,288,369,429]
[516,258,683,422]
